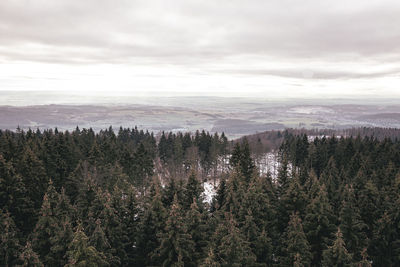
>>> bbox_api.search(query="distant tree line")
[1,126,400,266]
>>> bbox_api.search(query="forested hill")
[1,126,400,266]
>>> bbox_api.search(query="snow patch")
[203,180,218,203]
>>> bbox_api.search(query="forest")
[1,126,400,266]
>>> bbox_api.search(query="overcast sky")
[0,0,400,99]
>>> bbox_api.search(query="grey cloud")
[1,0,400,65]
[221,67,400,80]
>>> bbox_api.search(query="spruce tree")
[280,212,312,266]
[49,219,73,267]
[0,155,34,234]
[322,228,354,267]
[65,224,108,267]
[31,190,60,266]
[89,219,116,265]
[200,248,221,267]
[213,213,256,267]
[18,147,48,211]
[184,171,204,210]
[185,198,208,265]
[154,194,195,267]
[136,179,167,266]
[278,175,307,233]
[339,184,368,260]
[304,184,336,265]
[370,211,399,266]
[0,209,21,266]
[18,241,43,267]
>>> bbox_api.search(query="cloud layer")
[0,0,399,98]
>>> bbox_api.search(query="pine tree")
[0,209,21,266]
[280,212,312,266]
[154,194,195,267]
[18,241,43,267]
[65,224,108,267]
[322,228,354,267]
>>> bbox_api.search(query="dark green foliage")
[31,182,61,266]
[65,224,109,267]
[322,228,354,267]
[0,155,34,234]
[136,179,167,266]
[280,212,312,266]
[0,209,21,266]
[304,184,336,265]
[230,139,255,183]
[18,241,43,267]
[154,194,195,267]
[212,213,256,267]
[1,127,400,266]
[339,185,368,260]
[18,147,48,211]
[185,199,208,265]
[184,171,204,210]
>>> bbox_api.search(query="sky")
[0,0,400,99]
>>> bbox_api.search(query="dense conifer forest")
[1,126,400,266]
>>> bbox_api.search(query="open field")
[1,93,400,138]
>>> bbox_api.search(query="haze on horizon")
[1,0,400,101]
